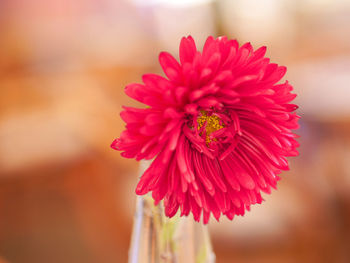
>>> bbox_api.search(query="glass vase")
[128,161,216,263]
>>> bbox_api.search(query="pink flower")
[112,36,299,223]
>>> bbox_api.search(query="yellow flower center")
[197,111,225,145]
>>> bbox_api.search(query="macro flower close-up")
[112,35,299,224]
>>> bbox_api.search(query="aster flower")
[112,36,299,223]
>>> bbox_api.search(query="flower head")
[112,36,299,223]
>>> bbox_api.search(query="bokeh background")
[1,0,350,262]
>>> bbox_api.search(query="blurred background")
[1,0,350,262]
